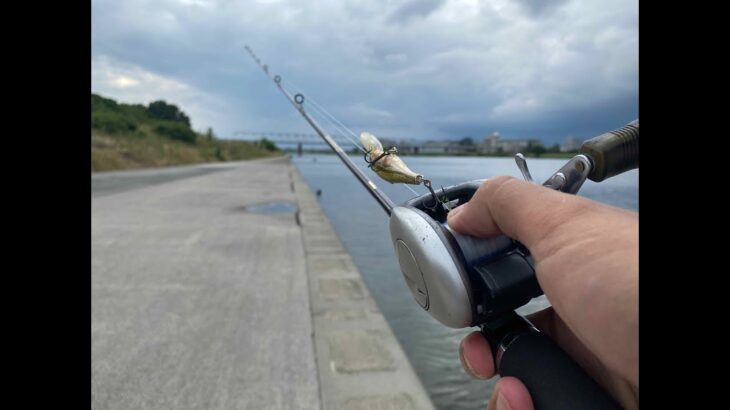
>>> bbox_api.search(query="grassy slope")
[91,94,282,172]
[91,128,282,172]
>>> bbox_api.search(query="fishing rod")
[246,46,638,410]
[244,46,395,215]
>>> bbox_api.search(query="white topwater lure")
[360,131,447,210]
[360,132,423,185]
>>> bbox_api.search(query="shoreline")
[291,162,435,410]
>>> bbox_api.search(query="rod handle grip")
[495,331,622,410]
[580,119,639,182]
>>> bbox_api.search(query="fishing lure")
[361,131,450,211]
[360,132,423,185]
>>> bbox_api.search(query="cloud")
[513,0,570,17]
[388,0,447,24]
[348,102,395,119]
[91,0,638,143]
[91,55,231,133]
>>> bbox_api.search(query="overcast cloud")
[91,0,638,145]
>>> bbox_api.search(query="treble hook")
[439,185,452,211]
[364,147,397,168]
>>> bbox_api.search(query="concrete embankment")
[92,156,434,409]
[291,166,435,410]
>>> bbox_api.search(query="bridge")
[234,131,421,156]
[234,130,360,148]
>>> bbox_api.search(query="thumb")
[447,176,592,253]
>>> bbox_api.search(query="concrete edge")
[289,162,436,410]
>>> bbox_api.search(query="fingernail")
[459,340,479,379]
[447,205,464,222]
[458,341,475,377]
[496,391,513,410]
[459,336,488,379]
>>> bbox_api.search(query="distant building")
[421,140,475,155]
[480,132,501,154]
[458,143,478,154]
[479,132,542,154]
[396,140,420,155]
[421,141,454,154]
[560,136,583,152]
[500,139,540,153]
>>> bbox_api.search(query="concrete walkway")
[92,157,434,409]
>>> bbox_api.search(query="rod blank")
[246,47,395,215]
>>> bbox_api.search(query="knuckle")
[485,175,523,202]
[486,175,518,189]
[478,175,519,200]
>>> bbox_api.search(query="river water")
[292,154,638,410]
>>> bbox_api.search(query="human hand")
[447,176,638,410]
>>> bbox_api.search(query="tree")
[526,143,547,157]
[459,137,474,146]
[206,127,215,141]
[91,94,119,112]
[92,111,136,134]
[147,100,191,127]
[154,122,197,144]
[258,138,278,151]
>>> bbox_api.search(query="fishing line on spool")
[281,79,422,197]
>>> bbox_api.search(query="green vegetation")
[91,94,281,172]
[536,152,577,159]
[92,111,138,134]
[257,138,278,152]
[154,122,197,144]
[517,143,577,158]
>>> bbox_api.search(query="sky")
[91,0,638,145]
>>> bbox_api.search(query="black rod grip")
[580,120,639,182]
[497,331,621,410]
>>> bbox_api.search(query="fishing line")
[280,79,362,147]
[283,78,362,142]
[403,184,420,195]
[281,78,426,197]
[283,91,370,161]
[291,91,367,154]
[296,100,423,198]
[291,89,417,196]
